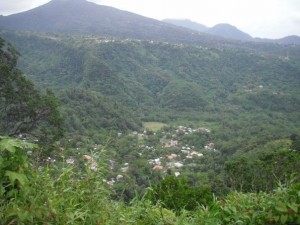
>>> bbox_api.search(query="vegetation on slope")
[1,34,300,224]
[59,88,141,137]
[0,37,64,147]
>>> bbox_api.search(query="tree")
[0,37,64,146]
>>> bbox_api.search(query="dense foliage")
[225,150,300,192]
[0,37,64,146]
[1,32,299,153]
[0,33,300,224]
[59,88,141,139]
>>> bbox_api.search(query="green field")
[143,122,167,131]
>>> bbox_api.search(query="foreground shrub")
[193,181,300,225]
[148,175,213,213]
[1,137,299,224]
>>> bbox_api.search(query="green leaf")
[275,203,288,213]
[0,137,37,154]
[21,141,37,150]
[288,203,298,213]
[5,171,29,186]
[0,137,21,153]
[280,214,288,224]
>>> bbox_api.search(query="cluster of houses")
[61,124,216,187]
[148,148,204,172]
[146,141,206,174]
[130,125,216,176]
[85,36,178,47]
[175,126,211,134]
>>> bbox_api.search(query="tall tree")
[0,37,64,146]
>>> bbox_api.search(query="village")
[26,124,217,187]
[99,125,217,186]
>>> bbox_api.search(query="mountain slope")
[0,0,224,45]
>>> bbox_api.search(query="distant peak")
[49,0,86,5]
[51,0,84,2]
[213,23,236,29]
[164,18,191,22]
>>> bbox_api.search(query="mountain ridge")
[2,0,299,45]
[163,18,300,44]
[0,0,228,46]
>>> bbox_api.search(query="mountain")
[162,19,208,32]
[0,0,226,45]
[206,23,253,41]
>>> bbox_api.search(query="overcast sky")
[0,0,299,39]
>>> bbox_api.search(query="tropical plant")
[0,136,36,201]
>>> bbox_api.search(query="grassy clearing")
[143,122,167,131]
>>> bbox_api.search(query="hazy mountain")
[206,23,253,41]
[277,35,300,45]
[0,0,225,45]
[162,19,252,41]
[162,19,208,32]
[255,35,300,45]
[163,19,300,44]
